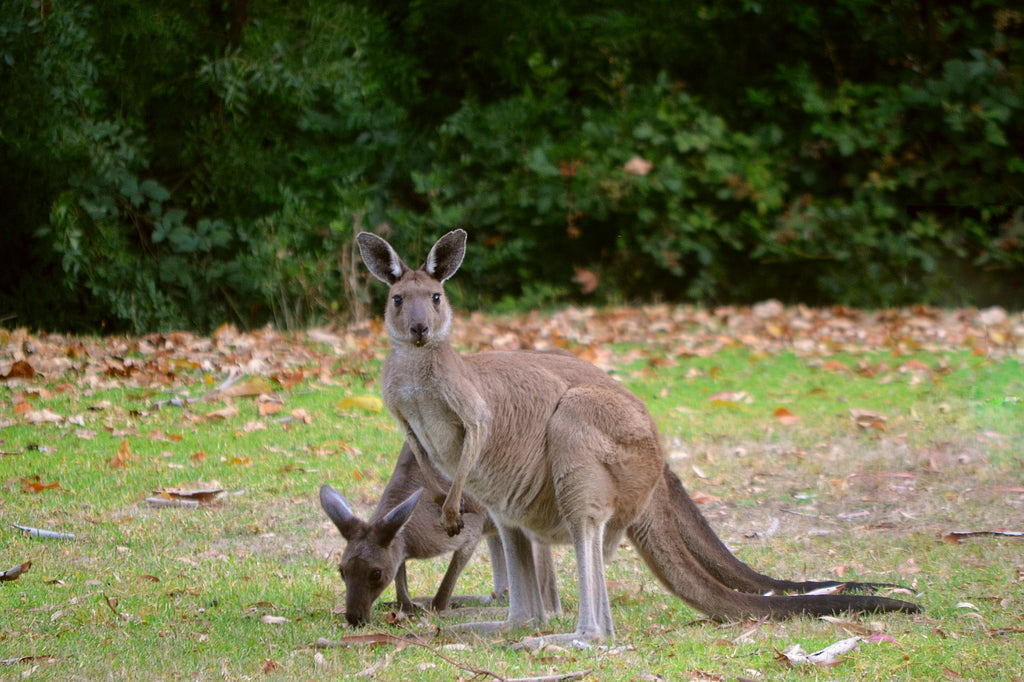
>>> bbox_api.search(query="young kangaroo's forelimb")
[399,425,450,503]
[357,229,919,648]
[321,442,561,627]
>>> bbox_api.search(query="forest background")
[1,0,1022,334]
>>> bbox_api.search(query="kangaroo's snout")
[345,589,374,627]
[410,322,429,345]
[345,610,369,627]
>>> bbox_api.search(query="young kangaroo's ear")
[374,488,423,548]
[424,229,467,282]
[356,232,408,284]
[319,484,364,541]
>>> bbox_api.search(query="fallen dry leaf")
[146,429,184,443]
[0,560,31,582]
[21,477,60,493]
[0,306,1019,407]
[850,408,887,431]
[149,483,224,507]
[824,359,854,374]
[23,408,63,424]
[217,376,274,399]
[0,655,57,666]
[899,359,932,374]
[774,407,800,425]
[978,306,1008,326]
[242,420,267,433]
[336,396,382,413]
[271,369,307,389]
[203,403,240,421]
[290,407,313,424]
[778,635,861,667]
[109,439,135,469]
[708,391,752,405]
[1,359,36,380]
[257,394,285,416]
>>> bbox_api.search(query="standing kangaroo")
[357,229,919,648]
[320,442,561,626]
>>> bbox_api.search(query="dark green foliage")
[393,0,1023,309]
[1,1,409,331]
[1,1,1021,332]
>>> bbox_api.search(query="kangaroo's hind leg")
[516,385,662,649]
[448,524,548,637]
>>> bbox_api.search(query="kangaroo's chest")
[386,382,465,472]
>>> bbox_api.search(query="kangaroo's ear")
[320,484,365,541]
[374,488,423,547]
[357,232,408,284]
[424,229,466,282]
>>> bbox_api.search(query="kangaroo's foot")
[447,620,513,637]
[445,593,508,608]
[514,629,609,651]
[447,611,555,639]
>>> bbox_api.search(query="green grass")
[2,323,1023,680]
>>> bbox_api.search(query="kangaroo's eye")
[370,569,382,583]
[432,293,441,304]
[392,295,403,306]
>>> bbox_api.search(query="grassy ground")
[1,309,1022,680]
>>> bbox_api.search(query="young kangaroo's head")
[356,230,466,348]
[319,484,423,626]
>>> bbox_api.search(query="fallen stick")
[313,633,592,681]
[943,530,1023,544]
[12,524,75,540]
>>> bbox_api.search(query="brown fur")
[357,229,919,648]
[320,443,560,626]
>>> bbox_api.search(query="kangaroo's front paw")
[441,505,464,537]
[397,596,419,615]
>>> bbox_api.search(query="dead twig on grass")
[313,632,592,681]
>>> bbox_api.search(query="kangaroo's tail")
[626,468,920,620]
[659,465,909,595]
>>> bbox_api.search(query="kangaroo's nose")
[345,612,367,627]
[410,323,428,344]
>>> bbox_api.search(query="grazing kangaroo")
[357,229,919,648]
[320,442,561,626]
